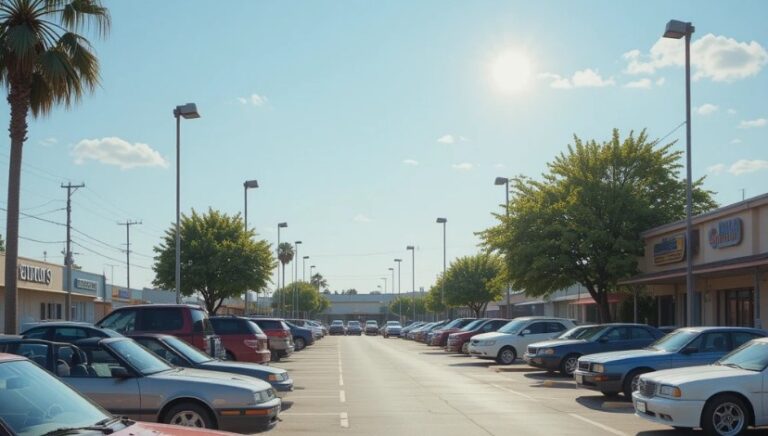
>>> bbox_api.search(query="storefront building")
[622,193,768,328]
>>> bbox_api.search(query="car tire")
[701,394,749,436]
[225,351,236,361]
[295,338,306,351]
[623,369,651,399]
[560,354,581,376]
[271,352,281,362]
[601,390,620,397]
[495,346,517,365]
[461,342,469,354]
[164,402,215,429]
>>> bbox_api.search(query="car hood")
[472,332,506,341]
[152,367,272,391]
[436,328,461,334]
[200,360,286,376]
[529,339,586,349]
[582,348,669,363]
[644,364,755,386]
[120,422,236,435]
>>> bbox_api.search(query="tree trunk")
[598,291,612,323]
[4,77,31,334]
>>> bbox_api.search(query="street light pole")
[388,267,395,321]
[495,177,511,318]
[407,246,415,322]
[436,218,447,319]
[243,180,258,315]
[173,103,200,304]
[294,241,302,318]
[303,256,309,281]
[663,19,696,326]
[381,277,389,321]
[277,222,287,316]
[394,259,402,323]
[310,265,316,288]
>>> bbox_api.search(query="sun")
[490,50,532,93]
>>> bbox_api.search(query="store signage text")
[709,218,742,249]
[653,234,686,265]
[75,278,98,291]
[18,265,53,285]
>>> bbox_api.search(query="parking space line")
[339,374,344,386]
[567,413,628,436]
[280,412,342,416]
[487,383,537,400]
[339,390,346,403]
[340,412,349,428]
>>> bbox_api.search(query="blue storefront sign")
[708,218,743,249]
[71,270,106,299]
[653,234,686,265]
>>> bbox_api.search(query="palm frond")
[56,0,109,38]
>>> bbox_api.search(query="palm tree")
[277,242,294,314]
[310,272,327,290]
[1,0,109,333]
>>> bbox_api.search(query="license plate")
[575,374,583,384]
[636,400,646,413]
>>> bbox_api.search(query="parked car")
[284,321,315,350]
[429,318,477,347]
[346,321,363,336]
[407,322,435,340]
[400,321,424,338]
[329,320,346,335]
[287,319,324,340]
[130,333,293,395]
[0,337,281,432]
[206,316,271,363]
[575,326,766,398]
[311,320,328,336]
[383,321,402,338]
[21,321,122,341]
[365,320,379,335]
[468,317,576,365]
[96,304,224,359]
[552,324,599,340]
[249,318,295,360]
[446,318,510,354]
[0,353,238,436]
[525,323,664,376]
[418,320,450,343]
[632,337,768,434]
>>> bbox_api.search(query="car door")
[21,326,51,340]
[628,327,658,349]
[63,346,142,419]
[51,327,90,342]
[519,322,552,348]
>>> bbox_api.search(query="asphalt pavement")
[269,335,759,436]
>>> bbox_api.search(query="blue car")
[574,326,766,398]
[285,321,315,351]
[524,323,664,376]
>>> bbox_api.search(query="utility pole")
[117,220,142,289]
[61,182,85,321]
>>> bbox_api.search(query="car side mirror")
[680,346,698,355]
[520,329,531,336]
[110,367,132,378]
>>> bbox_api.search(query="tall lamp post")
[294,241,302,318]
[663,19,696,326]
[173,103,200,304]
[303,256,309,281]
[494,177,511,318]
[407,245,415,322]
[436,218,447,319]
[381,277,389,321]
[277,222,287,316]
[388,267,395,321]
[394,259,402,322]
[243,179,259,314]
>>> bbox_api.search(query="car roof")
[73,337,128,347]
[126,333,170,339]
[675,326,766,334]
[24,321,93,329]
[0,353,25,362]
[0,335,23,342]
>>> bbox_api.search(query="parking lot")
[269,335,765,436]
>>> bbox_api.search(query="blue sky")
[1,0,766,295]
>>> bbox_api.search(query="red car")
[445,318,509,354]
[210,316,271,363]
[428,318,477,347]
[0,353,236,436]
[250,318,295,361]
[96,304,224,359]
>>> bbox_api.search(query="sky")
[1,0,766,296]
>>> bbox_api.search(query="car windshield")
[0,360,112,436]
[497,319,529,334]
[110,340,172,375]
[366,321,377,325]
[716,341,768,371]
[578,326,613,341]
[348,322,360,326]
[164,336,213,364]
[440,319,464,329]
[560,325,602,340]
[461,319,485,331]
[332,321,343,325]
[387,321,401,326]
[647,330,699,352]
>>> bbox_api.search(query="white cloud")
[624,78,653,89]
[238,93,268,106]
[623,34,768,82]
[655,77,666,86]
[730,138,742,144]
[738,118,767,128]
[39,137,57,147]
[402,159,419,166]
[727,108,737,115]
[729,159,768,175]
[72,137,168,170]
[540,69,615,89]
[451,162,474,171]
[707,164,726,175]
[437,134,455,144]
[353,213,372,223]
[695,103,719,115]
[494,163,505,169]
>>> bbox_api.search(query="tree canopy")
[271,281,330,316]
[153,208,274,314]
[481,129,717,322]
[442,253,505,317]
[388,295,427,319]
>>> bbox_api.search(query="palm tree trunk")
[281,263,285,316]
[4,78,31,334]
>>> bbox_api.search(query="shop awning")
[568,295,623,306]
[514,300,547,307]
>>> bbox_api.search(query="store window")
[657,295,675,326]
[721,289,754,327]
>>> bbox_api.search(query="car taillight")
[244,339,260,349]
[266,329,289,338]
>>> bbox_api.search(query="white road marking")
[340,412,349,428]
[339,390,346,403]
[339,374,344,386]
[488,383,537,400]
[284,395,338,399]
[280,412,342,416]
[567,413,628,436]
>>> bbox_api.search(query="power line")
[657,121,687,144]
[19,236,66,244]
[71,240,152,270]
[0,207,66,226]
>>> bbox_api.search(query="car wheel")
[164,403,215,429]
[225,351,236,361]
[702,394,749,436]
[495,346,517,365]
[560,354,580,376]
[271,352,281,362]
[295,338,306,351]
[601,390,620,397]
[623,369,651,399]
[461,342,469,354]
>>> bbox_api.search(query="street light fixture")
[173,103,200,304]
[436,218,447,318]
[407,245,415,322]
[663,19,696,326]
[394,259,402,323]
[277,222,287,316]
[494,177,511,318]
[242,179,259,314]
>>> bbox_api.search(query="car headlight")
[254,389,275,404]
[479,340,496,346]
[658,385,682,398]
[540,348,555,356]
[592,364,604,373]
[268,374,280,382]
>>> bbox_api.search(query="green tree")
[271,281,329,316]
[442,253,505,317]
[425,276,448,314]
[342,288,358,295]
[482,129,717,322]
[276,242,294,312]
[310,272,327,290]
[388,295,427,319]
[153,209,274,314]
[1,0,109,333]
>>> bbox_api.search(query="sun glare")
[491,50,532,93]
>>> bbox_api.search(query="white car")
[467,317,575,365]
[384,321,402,338]
[632,337,768,435]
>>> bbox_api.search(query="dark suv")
[96,304,223,359]
[210,316,271,363]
